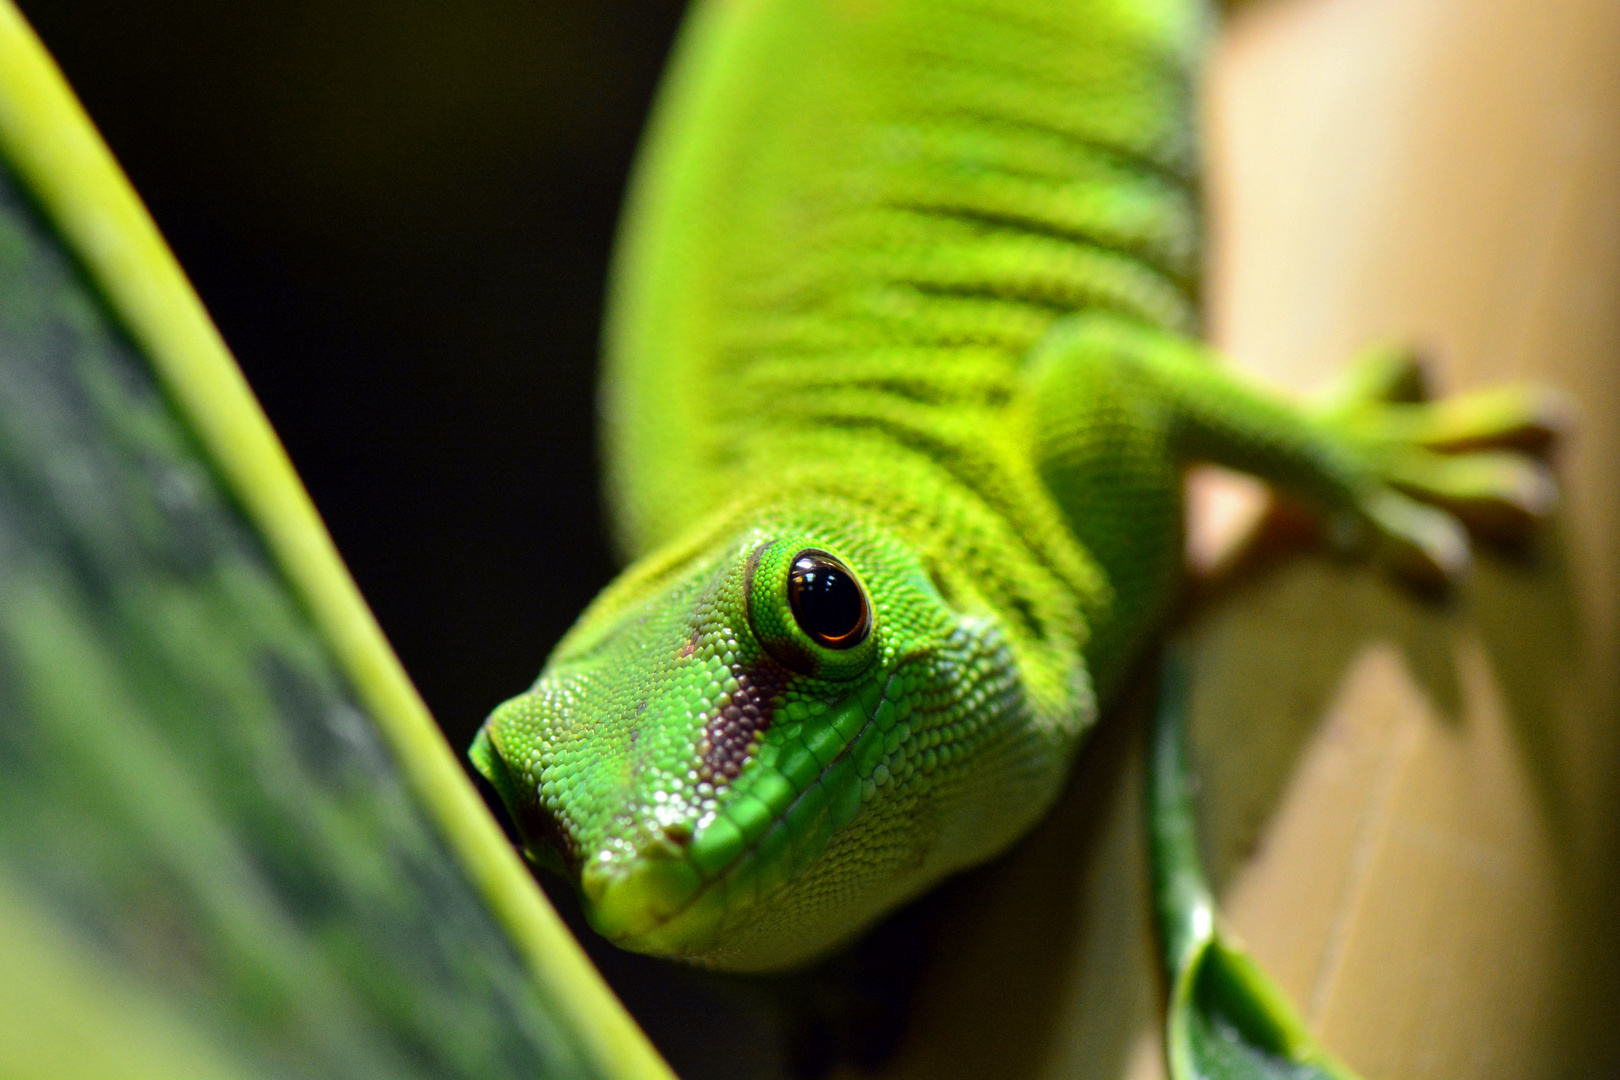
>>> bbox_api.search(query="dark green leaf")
[0,6,669,1077]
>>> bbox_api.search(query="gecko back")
[605,0,1208,554]
[472,0,1218,971]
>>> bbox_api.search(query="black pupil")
[788,555,867,648]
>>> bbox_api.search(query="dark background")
[13,5,900,1076]
[17,0,687,754]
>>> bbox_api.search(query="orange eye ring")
[786,551,870,650]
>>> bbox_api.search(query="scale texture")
[474,0,1554,971]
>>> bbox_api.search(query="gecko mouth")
[578,676,895,960]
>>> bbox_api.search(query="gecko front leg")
[1022,310,1561,694]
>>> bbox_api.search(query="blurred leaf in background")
[0,4,674,1076]
[13,0,686,752]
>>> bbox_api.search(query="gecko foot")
[1313,346,1568,585]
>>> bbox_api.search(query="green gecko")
[471,0,1557,974]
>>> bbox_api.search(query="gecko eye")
[746,539,876,679]
[787,552,869,649]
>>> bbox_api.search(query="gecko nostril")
[512,793,582,876]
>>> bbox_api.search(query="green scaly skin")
[471,0,1559,972]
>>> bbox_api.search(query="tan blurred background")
[1207,0,1620,1073]
[851,0,1620,1076]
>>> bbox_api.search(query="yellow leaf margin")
[0,6,674,1078]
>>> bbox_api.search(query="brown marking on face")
[698,658,790,785]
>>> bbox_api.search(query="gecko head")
[470,503,989,971]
